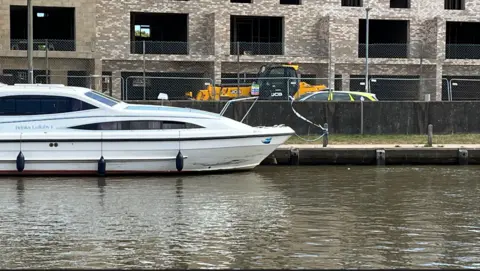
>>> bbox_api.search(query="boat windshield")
[84,91,122,107]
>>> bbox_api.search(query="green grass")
[285,134,480,145]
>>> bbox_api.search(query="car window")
[332,93,352,101]
[304,92,330,101]
[351,93,364,101]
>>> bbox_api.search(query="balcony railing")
[358,43,408,58]
[10,39,76,52]
[130,41,189,55]
[446,44,480,59]
[230,42,283,55]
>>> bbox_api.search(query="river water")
[1,165,479,269]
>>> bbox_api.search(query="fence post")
[143,40,146,100]
[427,124,433,147]
[360,96,364,135]
[448,79,453,101]
[364,7,371,93]
[126,76,130,101]
[323,123,328,147]
[45,39,49,84]
[287,78,290,100]
[236,41,240,98]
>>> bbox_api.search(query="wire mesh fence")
[209,77,331,101]
[368,78,450,101]
[130,40,214,55]
[32,75,121,96]
[358,43,411,58]
[230,42,284,56]
[124,76,214,100]
[450,79,480,100]
[446,44,480,59]
[120,76,332,101]
[10,39,78,52]
[2,50,480,102]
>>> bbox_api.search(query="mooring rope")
[288,95,328,142]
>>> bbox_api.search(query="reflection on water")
[1,166,480,269]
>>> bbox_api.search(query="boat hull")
[0,127,293,176]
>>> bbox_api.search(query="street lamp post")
[364,7,371,92]
[27,0,34,84]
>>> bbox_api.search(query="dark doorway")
[130,12,188,55]
[446,21,480,59]
[358,19,409,58]
[230,15,283,55]
[10,5,75,51]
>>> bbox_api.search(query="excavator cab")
[254,64,300,100]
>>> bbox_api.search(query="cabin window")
[84,91,121,107]
[0,95,98,115]
[69,120,204,130]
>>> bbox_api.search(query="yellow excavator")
[185,64,328,101]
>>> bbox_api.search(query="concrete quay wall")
[262,145,479,166]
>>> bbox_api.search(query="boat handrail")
[219,96,259,123]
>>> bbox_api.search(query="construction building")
[0,0,479,101]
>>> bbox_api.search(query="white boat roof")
[1,83,92,94]
[0,83,222,119]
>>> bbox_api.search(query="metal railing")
[131,41,188,55]
[230,42,284,55]
[130,40,214,55]
[446,44,480,59]
[219,96,259,123]
[358,43,415,58]
[10,39,76,52]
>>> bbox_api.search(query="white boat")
[0,84,294,175]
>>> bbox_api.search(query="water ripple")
[0,166,480,268]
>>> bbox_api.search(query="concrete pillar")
[435,16,446,101]
[342,73,350,91]
[436,16,446,62]
[49,70,68,85]
[91,58,103,91]
[111,70,122,100]
[214,11,229,57]
[435,63,443,101]
[213,60,222,86]
[328,62,336,90]
[419,65,435,100]
[0,5,10,53]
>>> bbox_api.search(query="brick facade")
[1,0,480,100]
